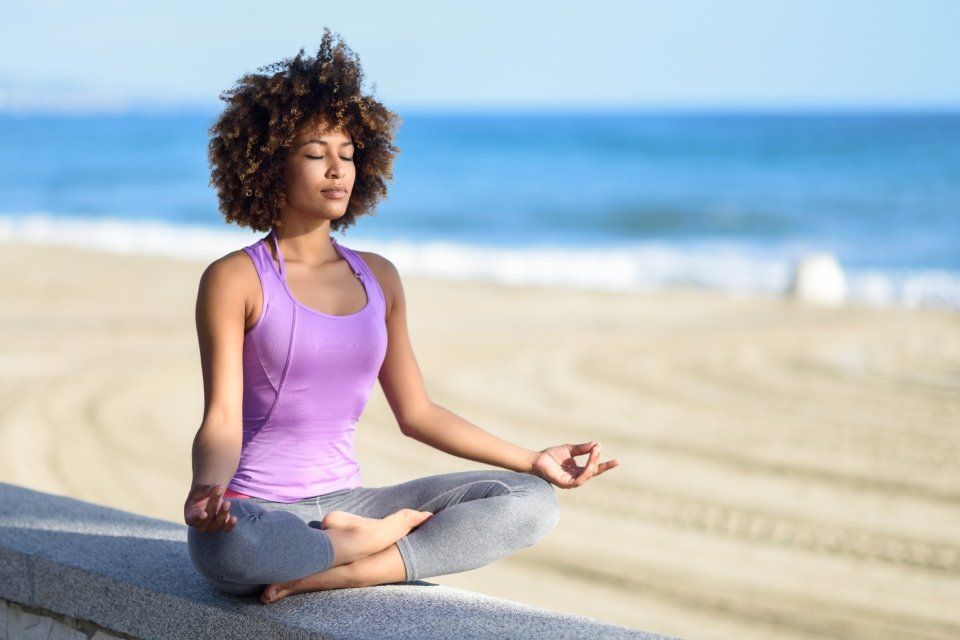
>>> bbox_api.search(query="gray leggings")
[187,469,560,595]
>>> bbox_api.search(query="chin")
[317,207,349,221]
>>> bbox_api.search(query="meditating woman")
[184,29,620,605]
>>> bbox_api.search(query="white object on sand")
[786,253,849,306]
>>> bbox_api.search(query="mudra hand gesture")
[531,440,620,488]
[184,483,238,533]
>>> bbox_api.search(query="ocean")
[1,109,958,309]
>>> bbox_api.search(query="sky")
[1,0,957,113]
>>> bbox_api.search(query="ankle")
[350,544,407,587]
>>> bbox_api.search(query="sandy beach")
[1,240,958,640]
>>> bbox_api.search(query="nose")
[327,159,346,178]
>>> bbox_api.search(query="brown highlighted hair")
[208,28,402,233]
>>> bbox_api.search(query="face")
[280,119,356,224]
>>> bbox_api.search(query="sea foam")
[1,212,957,311]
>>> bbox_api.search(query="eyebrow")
[296,139,355,148]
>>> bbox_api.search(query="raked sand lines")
[409,302,960,638]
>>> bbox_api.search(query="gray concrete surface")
[0,482,676,639]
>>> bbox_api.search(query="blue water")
[1,109,958,307]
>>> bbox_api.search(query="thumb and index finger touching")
[186,483,227,524]
[568,440,598,456]
[567,440,622,481]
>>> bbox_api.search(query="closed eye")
[306,155,354,161]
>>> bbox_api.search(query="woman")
[185,29,621,606]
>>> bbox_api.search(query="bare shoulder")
[201,248,257,288]
[355,250,402,311]
[197,247,261,323]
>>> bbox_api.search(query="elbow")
[398,420,421,439]
[397,402,436,438]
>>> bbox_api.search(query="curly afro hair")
[208,27,402,234]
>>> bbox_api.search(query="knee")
[187,501,265,584]
[515,473,561,546]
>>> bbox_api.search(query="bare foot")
[261,508,432,604]
[323,508,433,566]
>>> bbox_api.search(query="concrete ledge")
[0,482,674,639]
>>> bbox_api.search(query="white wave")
[1,212,957,311]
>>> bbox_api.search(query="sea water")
[1,109,957,309]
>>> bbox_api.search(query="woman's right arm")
[184,254,250,531]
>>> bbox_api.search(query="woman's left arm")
[401,404,540,473]
[368,252,621,489]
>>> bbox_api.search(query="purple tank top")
[226,229,388,502]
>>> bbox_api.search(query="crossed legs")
[187,469,560,602]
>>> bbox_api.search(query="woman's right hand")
[184,483,237,533]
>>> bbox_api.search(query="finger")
[196,487,221,531]
[211,500,232,531]
[195,501,217,532]
[595,458,621,475]
[185,507,204,528]
[201,499,231,533]
[569,440,598,456]
[204,484,224,520]
[194,500,213,520]
[575,445,601,486]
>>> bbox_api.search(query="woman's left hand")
[530,440,620,489]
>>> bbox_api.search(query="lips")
[321,188,348,200]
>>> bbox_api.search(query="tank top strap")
[331,237,387,314]
[268,228,287,280]
[242,235,286,310]
[330,236,363,277]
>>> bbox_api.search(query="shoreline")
[2,212,959,312]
